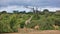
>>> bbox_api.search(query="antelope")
[34,25,39,30]
[53,25,59,30]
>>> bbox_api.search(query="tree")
[19,11,26,14]
[43,9,49,12]
[43,9,49,14]
[55,10,60,15]
[43,9,49,17]
[13,10,19,14]
[34,10,40,19]
[1,11,7,14]
[27,12,33,14]
[0,12,1,15]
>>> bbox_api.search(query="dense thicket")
[0,10,60,32]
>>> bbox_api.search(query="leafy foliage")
[0,10,60,32]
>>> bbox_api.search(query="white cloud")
[41,8,60,11]
[0,5,31,13]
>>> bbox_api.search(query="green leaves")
[0,12,60,32]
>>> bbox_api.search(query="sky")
[0,0,60,12]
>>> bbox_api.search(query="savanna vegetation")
[0,9,60,33]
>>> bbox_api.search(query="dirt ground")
[1,30,60,34]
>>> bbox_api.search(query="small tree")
[43,9,49,14]
[13,10,19,14]
[43,9,49,17]
[19,11,26,14]
[1,11,7,14]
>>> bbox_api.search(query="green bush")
[0,12,60,32]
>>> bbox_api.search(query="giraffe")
[25,16,33,25]
[23,15,33,32]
